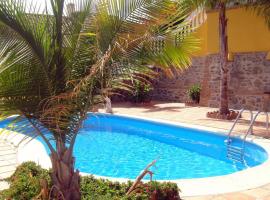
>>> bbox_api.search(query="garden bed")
[207,110,239,120]
[0,162,181,200]
[185,101,200,107]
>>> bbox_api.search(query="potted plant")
[186,84,201,106]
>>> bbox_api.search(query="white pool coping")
[2,113,270,197]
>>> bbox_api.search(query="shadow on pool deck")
[109,101,270,138]
[142,106,185,113]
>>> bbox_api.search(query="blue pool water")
[74,114,268,179]
[0,114,268,180]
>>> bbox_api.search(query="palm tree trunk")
[50,145,81,200]
[219,2,230,115]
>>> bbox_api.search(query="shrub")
[0,162,51,200]
[131,80,153,103]
[187,84,201,103]
[81,176,181,200]
[0,163,181,200]
[80,176,131,200]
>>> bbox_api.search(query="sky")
[24,0,50,9]
[23,0,94,14]
[23,0,52,13]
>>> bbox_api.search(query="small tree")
[0,0,198,199]
[183,0,270,116]
[182,0,232,115]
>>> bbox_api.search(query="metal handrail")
[227,109,270,163]
[226,109,253,142]
[243,111,269,140]
[243,111,260,141]
[242,111,270,151]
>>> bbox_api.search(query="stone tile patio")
[108,102,270,138]
[104,101,270,200]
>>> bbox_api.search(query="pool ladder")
[226,109,269,163]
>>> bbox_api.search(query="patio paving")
[108,101,270,138]
[102,101,270,200]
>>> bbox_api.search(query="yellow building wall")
[192,22,208,56]
[194,7,270,56]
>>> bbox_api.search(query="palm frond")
[91,0,199,90]
[0,0,199,150]
[249,0,270,28]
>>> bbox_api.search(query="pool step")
[0,140,17,181]
[227,145,244,163]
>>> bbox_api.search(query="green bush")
[80,176,131,200]
[81,176,181,200]
[0,162,181,200]
[0,162,51,200]
[187,84,201,103]
[131,80,153,103]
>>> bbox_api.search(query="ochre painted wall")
[192,22,208,56]
[193,7,270,56]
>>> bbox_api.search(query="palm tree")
[182,0,232,115]
[0,0,198,199]
[183,0,270,116]
[218,0,230,115]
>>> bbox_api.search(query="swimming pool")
[72,113,267,180]
[0,113,268,180]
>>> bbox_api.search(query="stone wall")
[152,57,206,102]
[152,52,270,111]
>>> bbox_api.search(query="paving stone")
[242,188,270,198]
[184,196,215,200]
[262,195,270,200]
[262,184,270,190]
[222,193,255,200]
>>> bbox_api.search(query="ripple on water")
[74,130,243,180]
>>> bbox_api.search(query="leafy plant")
[131,80,153,103]
[187,84,201,103]
[0,163,181,200]
[0,162,51,200]
[0,0,198,198]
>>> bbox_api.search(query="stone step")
[0,154,17,161]
[0,165,16,179]
[0,149,16,156]
[0,141,18,185]
[0,140,17,148]
[0,145,15,151]
[0,164,16,171]
[0,143,12,148]
[0,170,15,179]
[0,181,9,190]
[0,160,17,167]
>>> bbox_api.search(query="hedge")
[0,162,181,200]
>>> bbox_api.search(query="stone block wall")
[152,57,206,102]
[152,52,270,111]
